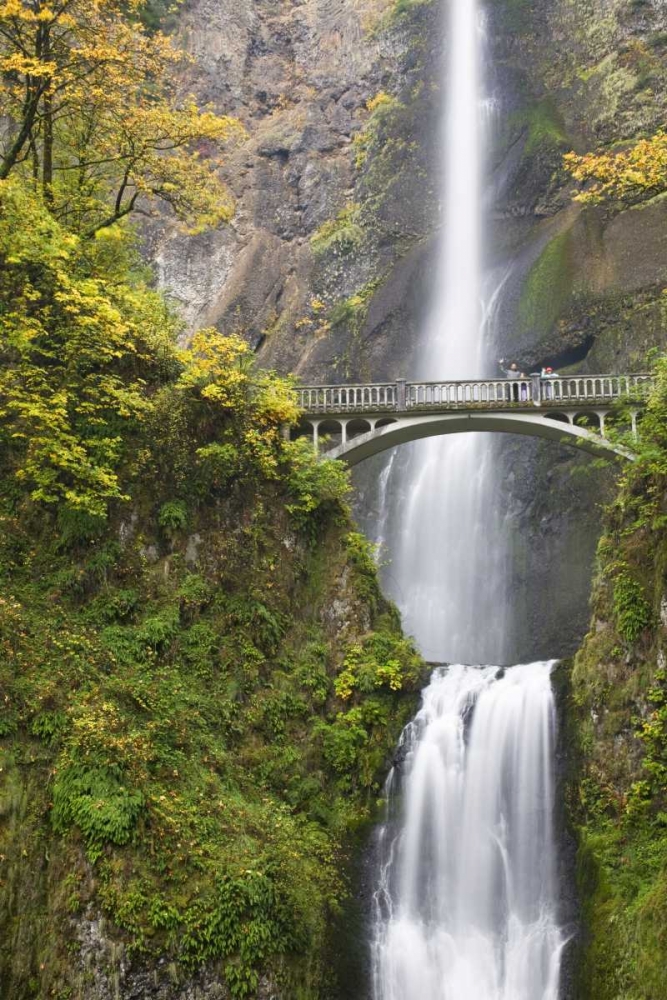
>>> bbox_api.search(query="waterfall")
[367,0,566,994]
[371,664,566,1000]
[375,0,509,666]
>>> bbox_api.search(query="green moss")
[494,0,532,35]
[328,278,382,335]
[380,0,434,30]
[518,228,575,336]
[523,98,567,155]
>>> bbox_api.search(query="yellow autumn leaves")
[565,131,667,207]
[0,0,244,234]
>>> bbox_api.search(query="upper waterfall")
[423,0,482,380]
[376,0,509,665]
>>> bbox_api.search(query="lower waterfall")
[371,662,565,1000]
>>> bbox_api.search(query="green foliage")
[334,632,421,701]
[0,338,422,996]
[194,442,241,490]
[281,439,352,527]
[0,179,179,516]
[633,670,667,806]
[316,713,368,776]
[158,500,189,534]
[570,355,667,999]
[30,710,68,745]
[612,571,652,642]
[310,204,364,256]
[353,95,401,170]
[52,765,145,861]
[0,179,306,526]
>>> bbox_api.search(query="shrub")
[281,439,351,526]
[613,571,652,642]
[158,500,188,534]
[52,764,145,860]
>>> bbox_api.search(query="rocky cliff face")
[151,0,667,664]
[148,0,441,385]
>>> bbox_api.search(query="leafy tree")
[0,0,243,235]
[0,181,305,519]
[0,177,179,514]
[564,130,667,207]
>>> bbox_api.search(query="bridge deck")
[297,374,653,416]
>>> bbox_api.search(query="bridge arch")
[317,411,635,465]
[296,373,651,464]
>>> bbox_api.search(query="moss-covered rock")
[564,362,667,998]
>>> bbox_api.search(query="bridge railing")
[297,374,654,415]
[543,374,653,403]
[296,383,397,412]
[407,379,532,407]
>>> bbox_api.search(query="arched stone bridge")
[295,374,654,464]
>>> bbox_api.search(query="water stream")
[375,0,508,666]
[371,665,565,1000]
[367,0,566,994]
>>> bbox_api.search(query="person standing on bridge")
[498,359,521,401]
[541,365,558,400]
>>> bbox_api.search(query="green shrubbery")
[570,353,667,999]
[612,571,653,642]
[0,182,423,996]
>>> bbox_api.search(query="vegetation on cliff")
[567,360,667,999]
[0,181,424,998]
[565,131,667,209]
[0,3,426,996]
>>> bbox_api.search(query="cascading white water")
[367,0,566,994]
[377,0,509,664]
[371,663,565,1000]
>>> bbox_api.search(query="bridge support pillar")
[595,411,606,436]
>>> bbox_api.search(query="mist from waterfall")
[367,0,566,995]
[371,664,566,1000]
